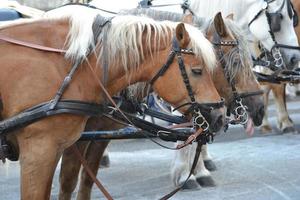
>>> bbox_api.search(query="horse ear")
[213,12,228,37]
[175,23,190,48]
[182,14,193,24]
[226,13,234,20]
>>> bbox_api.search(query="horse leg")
[17,134,61,199]
[77,141,109,200]
[16,116,86,200]
[201,145,217,171]
[100,146,110,168]
[194,145,215,187]
[170,142,200,190]
[271,84,296,133]
[260,85,273,133]
[59,141,90,200]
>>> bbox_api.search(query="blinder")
[268,0,299,31]
[267,0,286,32]
[269,12,283,32]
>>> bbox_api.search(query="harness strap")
[248,8,267,27]
[109,109,193,143]
[159,142,202,200]
[0,35,66,53]
[142,107,188,124]
[272,43,300,50]
[149,51,176,85]
[71,144,113,200]
[0,100,106,135]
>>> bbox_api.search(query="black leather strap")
[0,100,106,135]
[159,142,203,200]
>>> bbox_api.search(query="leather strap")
[159,142,203,200]
[71,144,113,200]
[0,35,66,53]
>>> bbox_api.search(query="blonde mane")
[45,5,216,73]
[1,5,216,74]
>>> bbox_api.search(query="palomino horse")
[0,4,225,199]
[58,10,264,199]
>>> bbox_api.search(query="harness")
[249,0,300,73]
[0,12,227,157]
[211,29,264,128]
[149,38,224,132]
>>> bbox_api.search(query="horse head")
[248,0,300,70]
[206,12,264,134]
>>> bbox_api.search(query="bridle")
[211,28,264,126]
[149,37,224,132]
[249,0,300,71]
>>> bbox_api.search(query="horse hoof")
[196,176,216,187]
[260,125,272,134]
[100,155,110,168]
[282,126,296,134]
[181,179,201,190]
[204,160,217,171]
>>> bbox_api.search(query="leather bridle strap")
[159,141,203,200]
[272,43,300,51]
[235,90,264,99]
[70,144,113,200]
[0,35,66,53]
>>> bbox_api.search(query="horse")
[190,0,300,70]
[58,9,264,199]
[0,4,226,199]
[256,0,300,134]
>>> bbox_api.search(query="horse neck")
[191,0,263,31]
[100,34,173,96]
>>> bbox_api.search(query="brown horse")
[58,12,264,199]
[0,5,225,200]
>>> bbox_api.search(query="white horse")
[190,0,300,69]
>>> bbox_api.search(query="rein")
[0,35,66,53]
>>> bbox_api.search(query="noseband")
[149,37,224,132]
[211,31,263,125]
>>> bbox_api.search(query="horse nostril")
[290,56,298,66]
[253,104,265,126]
[258,104,265,117]
[211,113,224,132]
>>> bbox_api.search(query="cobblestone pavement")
[1,98,300,200]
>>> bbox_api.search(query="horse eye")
[191,68,202,75]
[280,13,283,19]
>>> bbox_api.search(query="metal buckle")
[272,47,284,69]
[193,111,209,132]
[234,99,248,125]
